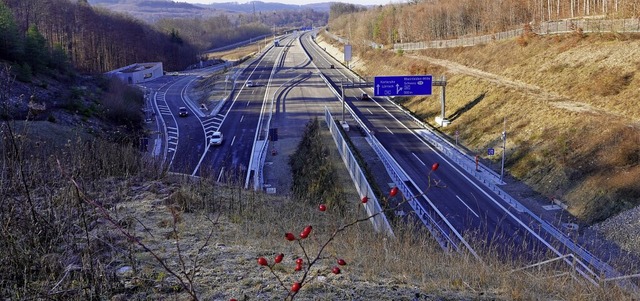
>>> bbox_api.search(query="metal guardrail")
[252,38,295,190]
[317,72,467,252]
[324,108,394,236]
[299,33,394,235]
[367,131,460,252]
[254,72,310,190]
[204,34,272,53]
[381,90,622,284]
[312,28,475,253]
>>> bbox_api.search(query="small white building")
[106,62,163,84]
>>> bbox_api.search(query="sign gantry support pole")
[341,82,345,121]
[440,75,446,123]
[431,76,448,126]
[500,117,507,182]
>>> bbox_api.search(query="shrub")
[289,118,346,213]
[100,78,144,130]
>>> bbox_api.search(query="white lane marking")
[246,101,250,107]
[364,94,557,258]
[367,108,373,114]
[217,167,225,182]
[411,152,426,166]
[456,195,479,218]
[240,115,244,123]
[385,126,393,134]
[231,136,236,146]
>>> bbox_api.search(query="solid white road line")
[412,152,426,166]
[456,195,479,218]
[217,167,225,182]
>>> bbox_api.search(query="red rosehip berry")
[332,266,341,274]
[285,232,296,241]
[230,299,237,301]
[275,253,284,264]
[431,162,439,171]
[300,225,312,238]
[390,187,399,197]
[295,264,302,271]
[291,282,301,292]
[257,257,268,266]
[361,196,368,203]
[296,258,304,265]
[319,204,327,211]
[337,259,347,266]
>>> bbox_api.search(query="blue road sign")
[374,75,432,97]
[488,148,495,155]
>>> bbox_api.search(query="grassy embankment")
[317,31,640,227]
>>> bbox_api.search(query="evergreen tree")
[49,44,70,74]
[289,118,346,213]
[23,24,48,74]
[0,2,22,61]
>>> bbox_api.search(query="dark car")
[178,107,188,117]
[360,93,370,100]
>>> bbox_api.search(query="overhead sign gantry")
[373,75,433,97]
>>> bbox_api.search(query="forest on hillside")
[0,0,198,73]
[0,0,325,74]
[329,0,640,46]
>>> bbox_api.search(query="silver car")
[209,131,224,146]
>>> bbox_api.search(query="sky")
[178,0,401,7]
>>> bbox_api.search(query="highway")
[141,30,618,281]
[297,31,618,279]
[141,40,292,184]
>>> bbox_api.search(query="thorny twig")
[262,171,440,300]
[57,159,218,301]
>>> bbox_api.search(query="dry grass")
[205,38,274,61]
[112,178,638,300]
[1,116,638,300]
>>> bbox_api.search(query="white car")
[245,80,254,87]
[209,131,224,146]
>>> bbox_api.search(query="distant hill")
[88,0,330,24]
[202,1,333,13]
